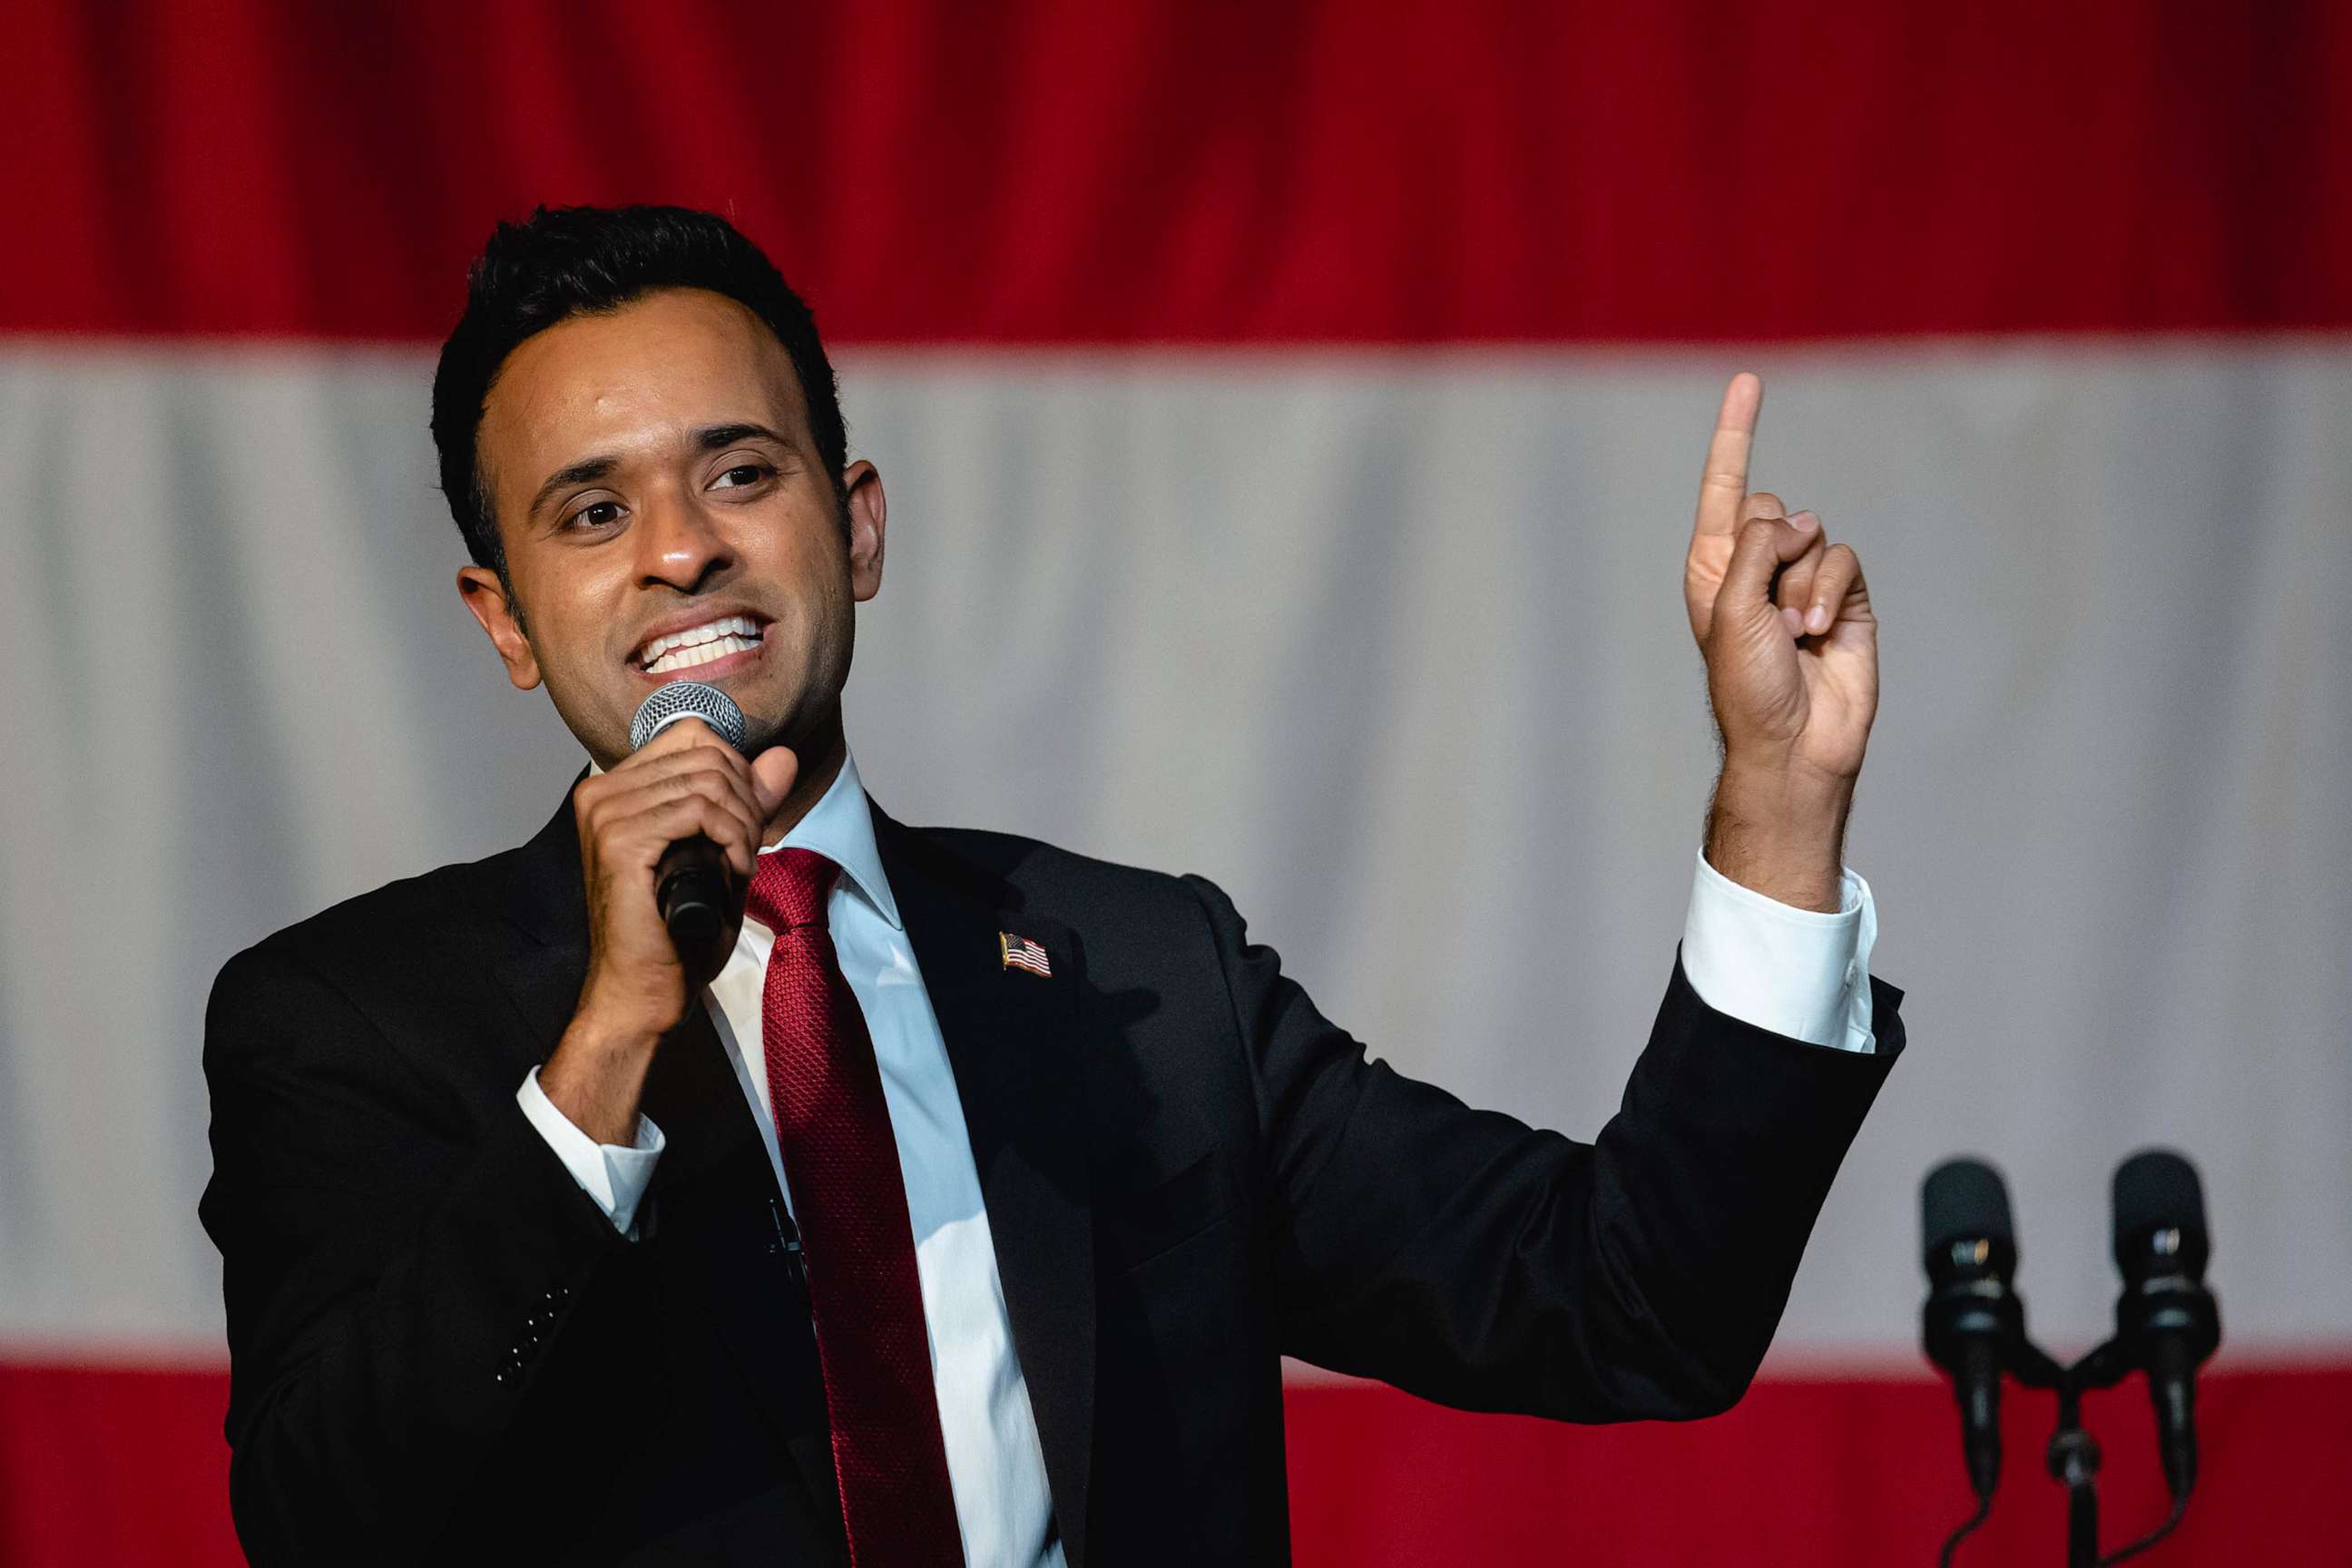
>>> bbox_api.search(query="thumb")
[750,746,799,815]
[1717,514,1815,639]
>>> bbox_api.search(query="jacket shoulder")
[901,823,1222,939]
[211,842,534,1010]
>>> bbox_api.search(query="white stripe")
[0,340,2345,1356]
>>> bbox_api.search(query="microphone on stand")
[1921,1157,2029,1507]
[2111,1149,2221,1504]
[1912,1147,2223,1568]
[629,681,750,984]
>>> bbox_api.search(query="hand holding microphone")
[624,682,779,988]
[541,682,794,1144]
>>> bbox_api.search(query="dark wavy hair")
[429,204,847,580]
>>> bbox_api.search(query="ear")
[842,458,887,602]
[456,564,544,690]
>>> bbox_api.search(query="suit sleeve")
[198,940,631,1564]
[1181,874,1906,1423]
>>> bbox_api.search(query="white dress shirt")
[519,751,1879,1567]
[522,750,1062,1567]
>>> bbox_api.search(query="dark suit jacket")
[200,783,1906,1566]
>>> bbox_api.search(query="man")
[201,204,1902,1566]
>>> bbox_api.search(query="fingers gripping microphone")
[2112,1150,2221,1502]
[1922,1158,2027,1504]
[629,681,750,984]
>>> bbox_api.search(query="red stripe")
[1287,1362,2352,1565]
[0,1362,241,1567]
[5,1359,2347,1563]
[4,0,2347,343]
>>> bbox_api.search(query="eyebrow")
[696,421,791,453]
[527,423,799,522]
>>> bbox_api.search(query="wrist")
[542,1011,662,1146]
[1715,753,1855,823]
[1705,761,1852,914]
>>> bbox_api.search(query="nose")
[632,488,736,594]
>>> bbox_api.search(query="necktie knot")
[746,847,840,933]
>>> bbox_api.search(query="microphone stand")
[2010,1336,2132,1567]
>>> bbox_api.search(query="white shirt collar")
[763,749,900,931]
[584,747,901,932]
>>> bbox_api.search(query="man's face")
[456,287,884,769]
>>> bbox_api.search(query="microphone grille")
[629,681,748,755]
[2112,1148,2208,1267]
[1923,1157,2014,1260]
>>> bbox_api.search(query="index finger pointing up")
[1694,371,1762,543]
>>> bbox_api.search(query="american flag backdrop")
[2,3,2348,1563]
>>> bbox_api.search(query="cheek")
[515,568,624,690]
[761,564,854,691]
[768,530,854,626]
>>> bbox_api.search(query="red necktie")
[746,848,965,1566]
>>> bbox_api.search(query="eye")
[711,462,774,490]
[565,499,624,531]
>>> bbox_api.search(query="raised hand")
[1683,373,1879,909]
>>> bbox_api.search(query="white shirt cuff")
[516,1066,665,1237]
[1681,848,1878,1054]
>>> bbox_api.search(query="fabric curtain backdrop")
[2,2,2347,1563]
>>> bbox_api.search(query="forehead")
[479,287,810,496]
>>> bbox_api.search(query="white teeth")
[643,632,759,676]
[637,614,759,666]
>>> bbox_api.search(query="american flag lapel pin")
[998,930,1053,978]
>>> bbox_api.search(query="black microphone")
[628,681,750,985]
[1922,1157,2027,1504]
[2111,1149,2221,1502]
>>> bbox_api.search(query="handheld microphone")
[2111,1149,2220,1502]
[628,681,750,984]
[1921,1157,2026,1504]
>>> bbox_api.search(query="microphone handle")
[1955,1335,2004,1502]
[2149,1333,2199,1499]
[655,834,735,985]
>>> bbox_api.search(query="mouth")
[631,612,771,681]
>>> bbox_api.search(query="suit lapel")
[488,779,840,1540]
[489,781,1102,1563]
[876,806,1099,1568]
[637,1004,843,1551]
